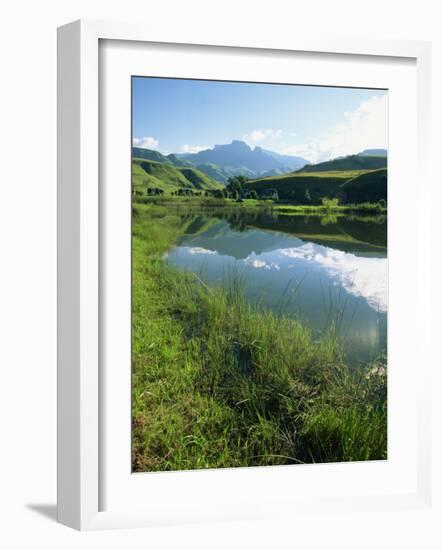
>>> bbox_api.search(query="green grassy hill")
[338,168,387,204]
[298,155,387,173]
[193,162,256,183]
[132,146,259,183]
[244,170,369,203]
[132,147,170,163]
[192,162,229,182]
[132,147,195,168]
[132,158,222,194]
[166,153,195,167]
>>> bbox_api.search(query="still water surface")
[166,210,387,366]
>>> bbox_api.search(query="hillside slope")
[192,162,257,183]
[358,149,387,157]
[132,147,170,163]
[298,155,387,173]
[133,147,256,183]
[338,168,387,203]
[132,147,195,167]
[132,158,222,193]
[244,170,370,203]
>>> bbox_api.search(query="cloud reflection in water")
[242,242,387,313]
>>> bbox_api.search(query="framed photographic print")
[57,19,432,530]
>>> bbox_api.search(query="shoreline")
[133,196,387,216]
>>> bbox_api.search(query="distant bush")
[321,197,340,209]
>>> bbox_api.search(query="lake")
[165,209,387,366]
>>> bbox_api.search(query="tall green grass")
[132,204,387,471]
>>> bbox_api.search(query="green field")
[297,154,387,173]
[244,168,387,204]
[132,204,387,471]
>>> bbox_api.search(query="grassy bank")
[132,204,387,471]
[134,194,387,214]
[272,202,386,214]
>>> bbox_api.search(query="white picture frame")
[57,19,432,531]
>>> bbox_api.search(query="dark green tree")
[226,175,248,196]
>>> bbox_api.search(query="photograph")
[131,76,388,472]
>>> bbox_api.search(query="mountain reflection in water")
[166,211,387,366]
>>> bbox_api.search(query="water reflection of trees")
[320,213,338,226]
[166,205,387,250]
[222,210,387,249]
[224,210,280,232]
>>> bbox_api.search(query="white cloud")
[242,128,282,145]
[132,136,160,150]
[284,95,388,163]
[180,144,210,154]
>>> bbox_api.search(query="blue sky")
[132,77,388,162]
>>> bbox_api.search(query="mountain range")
[133,140,309,183]
[132,140,388,204]
[179,140,309,176]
